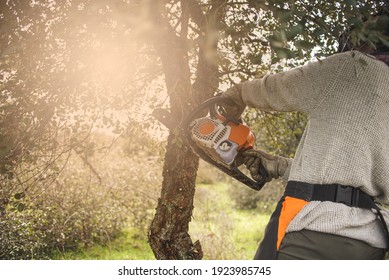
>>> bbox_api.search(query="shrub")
[0,133,162,259]
[0,164,129,259]
[228,179,285,213]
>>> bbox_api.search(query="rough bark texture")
[149,132,202,259]
[148,0,226,260]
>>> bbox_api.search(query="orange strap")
[277,196,308,249]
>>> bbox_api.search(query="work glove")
[220,84,246,120]
[237,149,292,182]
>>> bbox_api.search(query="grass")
[54,228,155,260]
[231,210,270,258]
[191,183,270,259]
[55,182,271,260]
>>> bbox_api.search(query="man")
[221,14,389,259]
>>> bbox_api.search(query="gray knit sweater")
[238,51,389,248]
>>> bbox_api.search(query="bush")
[0,163,129,259]
[0,133,162,260]
[0,205,51,259]
[228,179,285,214]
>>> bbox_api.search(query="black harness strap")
[285,181,389,250]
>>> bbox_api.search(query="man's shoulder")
[323,51,382,68]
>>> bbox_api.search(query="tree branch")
[187,0,207,31]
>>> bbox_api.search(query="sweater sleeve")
[240,52,351,113]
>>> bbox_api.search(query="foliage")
[0,0,162,181]
[1,1,163,259]
[246,110,308,157]
[228,177,285,213]
[246,0,388,60]
[0,131,162,260]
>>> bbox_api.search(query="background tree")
[0,0,162,258]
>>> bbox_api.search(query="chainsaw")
[181,96,268,191]
[153,96,268,191]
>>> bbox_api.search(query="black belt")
[285,181,389,250]
[285,181,376,208]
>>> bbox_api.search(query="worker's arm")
[222,52,351,114]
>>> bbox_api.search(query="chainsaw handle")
[257,163,268,187]
[183,96,241,127]
[209,97,242,124]
[231,160,268,191]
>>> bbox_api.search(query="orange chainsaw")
[182,96,268,191]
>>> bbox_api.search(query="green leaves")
[286,24,304,41]
[345,0,358,8]
[274,48,296,60]
[376,15,389,30]
[348,16,364,29]
[295,40,316,50]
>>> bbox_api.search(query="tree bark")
[148,0,226,259]
[148,132,202,259]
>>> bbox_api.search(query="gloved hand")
[237,149,292,182]
[221,84,246,120]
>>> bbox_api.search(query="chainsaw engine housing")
[182,96,267,191]
[189,115,255,167]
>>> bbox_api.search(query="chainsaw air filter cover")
[189,115,255,166]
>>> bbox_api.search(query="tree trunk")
[148,0,225,259]
[149,132,202,259]
[148,36,204,260]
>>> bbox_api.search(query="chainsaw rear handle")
[258,163,268,187]
[231,160,268,191]
[233,147,268,190]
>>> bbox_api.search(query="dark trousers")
[276,229,386,260]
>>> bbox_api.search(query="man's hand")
[220,84,246,120]
[238,149,292,182]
